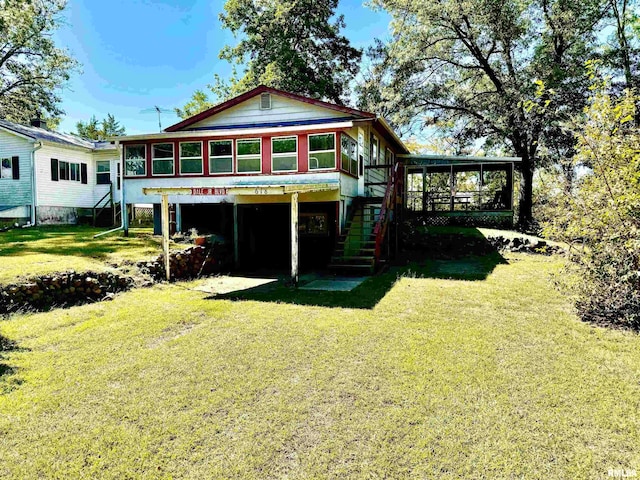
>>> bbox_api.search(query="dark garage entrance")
[237,201,337,271]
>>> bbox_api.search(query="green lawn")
[0,226,165,284]
[1,253,638,478]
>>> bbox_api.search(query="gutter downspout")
[93,140,125,238]
[31,141,43,225]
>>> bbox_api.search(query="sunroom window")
[152,143,174,175]
[236,139,261,173]
[272,136,297,172]
[209,140,233,174]
[125,145,146,176]
[180,142,203,174]
[341,133,358,176]
[308,133,335,170]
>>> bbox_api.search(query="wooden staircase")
[329,163,403,275]
[329,200,381,274]
[93,183,121,227]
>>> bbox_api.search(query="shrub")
[543,82,640,330]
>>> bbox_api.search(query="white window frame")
[371,135,379,166]
[236,138,262,174]
[151,142,175,176]
[0,158,12,179]
[96,160,111,185]
[208,139,234,175]
[179,141,204,175]
[307,132,336,171]
[124,144,147,177]
[271,135,298,173]
[69,162,80,182]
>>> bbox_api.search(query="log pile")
[0,271,134,314]
[138,244,231,281]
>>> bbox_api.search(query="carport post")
[161,193,170,281]
[233,203,239,266]
[291,192,299,286]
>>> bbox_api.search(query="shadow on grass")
[0,334,24,393]
[0,226,157,261]
[212,249,508,310]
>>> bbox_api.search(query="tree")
[75,114,125,141]
[176,0,362,118]
[603,0,640,92]
[358,0,606,229]
[543,78,640,329]
[0,0,78,124]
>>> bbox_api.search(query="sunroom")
[401,155,521,227]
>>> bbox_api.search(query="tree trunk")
[517,159,534,232]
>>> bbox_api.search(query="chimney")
[30,117,47,129]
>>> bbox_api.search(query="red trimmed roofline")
[165,85,376,132]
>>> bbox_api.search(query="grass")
[0,253,638,478]
[0,226,166,284]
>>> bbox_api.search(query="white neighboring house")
[0,118,121,226]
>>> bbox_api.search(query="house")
[116,86,409,275]
[0,119,121,227]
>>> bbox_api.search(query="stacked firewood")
[139,244,230,281]
[0,271,133,314]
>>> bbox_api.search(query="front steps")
[329,202,382,275]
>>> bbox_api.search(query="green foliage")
[0,0,78,123]
[75,114,125,141]
[358,0,607,229]
[543,81,640,329]
[176,0,362,118]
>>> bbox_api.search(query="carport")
[142,183,339,284]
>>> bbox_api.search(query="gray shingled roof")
[0,119,116,151]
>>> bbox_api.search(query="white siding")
[189,94,351,130]
[93,149,121,204]
[35,145,95,208]
[0,129,34,208]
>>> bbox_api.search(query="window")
[308,133,335,170]
[125,144,146,176]
[236,139,261,173]
[58,161,80,182]
[385,147,394,165]
[1,158,12,179]
[96,160,111,184]
[69,163,80,182]
[341,133,358,176]
[209,140,233,174]
[180,142,203,174]
[370,135,379,166]
[271,136,297,172]
[152,143,174,175]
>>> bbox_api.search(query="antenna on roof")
[141,106,173,132]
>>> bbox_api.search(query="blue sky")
[54,0,392,135]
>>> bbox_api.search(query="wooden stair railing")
[93,183,114,226]
[373,162,401,263]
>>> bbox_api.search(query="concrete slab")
[299,277,368,292]
[192,276,278,295]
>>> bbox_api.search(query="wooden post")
[233,203,239,266]
[291,192,299,286]
[161,193,170,281]
[175,203,182,233]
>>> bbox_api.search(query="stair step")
[331,255,375,262]
[328,263,375,273]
